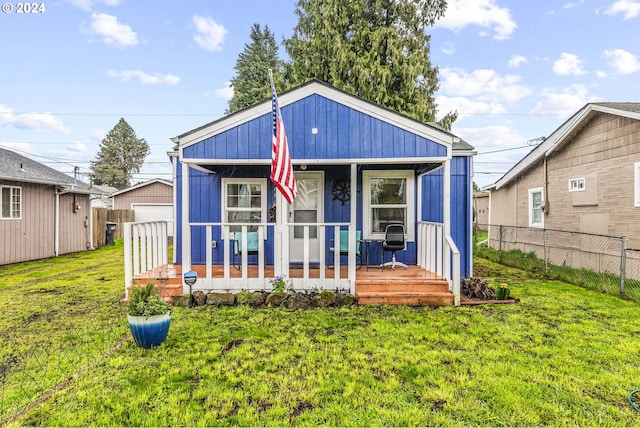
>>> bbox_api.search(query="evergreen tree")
[284,0,457,129]
[228,24,286,114]
[90,118,150,190]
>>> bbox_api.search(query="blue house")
[159,80,473,305]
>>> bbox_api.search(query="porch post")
[181,161,191,288]
[274,191,290,278]
[444,159,451,238]
[348,163,357,295]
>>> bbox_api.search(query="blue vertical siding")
[175,92,472,276]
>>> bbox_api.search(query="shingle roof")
[592,102,640,114]
[0,147,92,192]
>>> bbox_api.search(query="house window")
[222,179,267,232]
[568,177,585,192]
[635,163,640,208]
[528,187,544,228]
[362,170,414,240]
[1,186,21,219]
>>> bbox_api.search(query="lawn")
[3,243,640,426]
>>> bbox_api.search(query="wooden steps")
[356,278,454,306]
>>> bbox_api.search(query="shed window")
[1,186,21,219]
[568,178,585,192]
[222,179,267,232]
[362,170,414,240]
[528,187,544,228]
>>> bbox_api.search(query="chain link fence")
[475,224,640,302]
[0,311,129,426]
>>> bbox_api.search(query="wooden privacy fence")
[92,208,135,248]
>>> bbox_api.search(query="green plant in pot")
[495,282,511,300]
[127,281,172,348]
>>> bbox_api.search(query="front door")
[289,171,324,263]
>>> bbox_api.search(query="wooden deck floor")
[134,263,454,306]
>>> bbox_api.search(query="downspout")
[543,156,550,215]
[55,188,61,256]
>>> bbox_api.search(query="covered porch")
[123,220,460,306]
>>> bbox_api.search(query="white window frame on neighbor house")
[635,163,640,207]
[362,170,414,241]
[568,177,585,192]
[221,178,267,232]
[1,186,21,219]
[528,187,544,228]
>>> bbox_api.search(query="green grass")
[4,243,640,425]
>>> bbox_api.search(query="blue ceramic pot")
[128,313,171,348]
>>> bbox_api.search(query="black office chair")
[381,224,407,271]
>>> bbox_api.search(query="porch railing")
[417,221,461,305]
[186,222,357,293]
[123,221,169,298]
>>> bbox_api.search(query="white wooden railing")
[185,222,358,294]
[417,221,461,306]
[123,221,169,298]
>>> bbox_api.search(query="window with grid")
[362,170,414,240]
[528,187,544,228]
[1,186,21,219]
[222,179,266,233]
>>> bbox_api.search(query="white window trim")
[1,186,21,220]
[528,187,544,228]
[635,163,640,208]
[568,177,585,192]
[221,178,267,229]
[362,170,414,241]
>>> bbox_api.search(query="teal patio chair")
[233,231,259,269]
[329,230,362,268]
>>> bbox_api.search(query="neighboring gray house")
[0,147,96,265]
[91,184,117,209]
[112,178,174,236]
[485,103,640,248]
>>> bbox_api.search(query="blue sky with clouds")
[1,0,639,188]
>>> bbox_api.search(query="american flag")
[270,80,297,204]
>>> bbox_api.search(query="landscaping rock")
[313,290,337,308]
[336,293,356,306]
[235,291,265,307]
[286,292,312,310]
[172,294,191,307]
[192,290,207,306]
[266,292,288,307]
[206,292,235,306]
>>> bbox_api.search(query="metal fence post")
[621,235,627,297]
[499,225,504,263]
[543,228,548,276]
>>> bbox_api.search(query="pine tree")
[284,0,457,129]
[90,118,150,190]
[227,24,285,114]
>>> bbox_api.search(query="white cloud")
[0,141,35,154]
[439,68,532,103]
[107,69,181,85]
[57,141,92,160]
[89,13,138,48]
[193,15,227,51]
[213,82,234,100]
[603,48,640,74]
[89,129,107,141]
[553,52,586,76]
[67,0,121,11]
[604,0,640,19]
[530,84,599,116]
[441,43,455,55]
[434,0,517,40]
[508,55,527,68]
[436,96,507,120]
[596,70,609,78]
[0,104,71,134]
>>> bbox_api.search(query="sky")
[1,0,639,189]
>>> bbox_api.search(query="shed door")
[289,172,324,263]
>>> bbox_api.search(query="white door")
[289,172,324,263]
[132,203,174,236]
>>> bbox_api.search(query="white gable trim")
[112,178,173,196]
[172,81,457,150]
